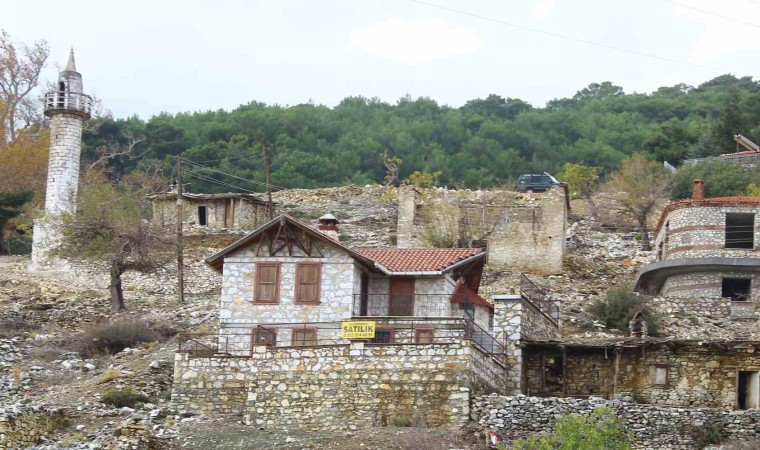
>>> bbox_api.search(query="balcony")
[177,318,507,364]
[352,293,478,318]
[44,91,93,118]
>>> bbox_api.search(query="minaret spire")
[65,47,76,72]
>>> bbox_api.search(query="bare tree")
[87,130,148,172]
[57,171,173,312]
[601,153,670,251]
[0,30,49,143]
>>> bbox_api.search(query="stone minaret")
[30,50,92,271]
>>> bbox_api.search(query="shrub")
[0,316,39,337]
[688,421,725,447]
[101,389,149,408]
[511,407,632,450]
[588,287,659,336]
[74,319,157,356]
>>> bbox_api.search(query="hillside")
[80,75,760,191]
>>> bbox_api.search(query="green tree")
[671,160,755,199]
[588,287,659,336]
[511,407,633,450]
[558,163,599,198]
[0,190,33,254]
[57,172,173,312]
[602,154,670,250]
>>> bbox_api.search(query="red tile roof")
[351,248,484,273]
[450,283,493,310]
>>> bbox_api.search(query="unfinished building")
[149,192,269,231]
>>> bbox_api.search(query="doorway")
[197,206,207,226]
[389,278,414,316]
[738,371,760,409]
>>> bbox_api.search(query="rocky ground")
[0,185,748,449]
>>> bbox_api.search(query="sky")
[3,0,759,119]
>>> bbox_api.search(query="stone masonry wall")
[472,394,760,449]
[652,295,731,320]
[396,186,567,273]
[0,406,66,450]
[524,344,760,408]
[655,205,760,261]
[661,271,760,304]
[172,341,504,430]
[152,198,267,231]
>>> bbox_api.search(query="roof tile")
[351,248,484,273]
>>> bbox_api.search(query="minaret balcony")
[44,91,93,119]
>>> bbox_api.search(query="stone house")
[636,179,760,318]
[172,214,510,429]
[148,192,269,231]
[396,184,568,273]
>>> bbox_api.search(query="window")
[197,206,207,226]
[254,262,280,303]
[371,328,395,344]
[653,365,668,386]
[414,328,434,344]
[292,328,317,346]
[251,327,276,348]
[726,213,755,249]
[295,263,321,304]
[722,278,751,302]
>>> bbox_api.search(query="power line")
[181,157,288,191]
[184,171,262,194]
[666,0,760,29]
[406,0,720,71]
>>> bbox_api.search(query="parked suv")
[515,172,559,193]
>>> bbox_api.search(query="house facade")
[636,180,760,318]
[172,214,508,429]
[149,192,269,231]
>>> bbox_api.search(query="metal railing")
[177,317,507,363]
[352,293,475,318]
[520,274,560,327]
[44,91,93,116]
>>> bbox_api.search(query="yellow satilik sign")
[341,321,376,339]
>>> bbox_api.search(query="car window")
[537,176,551,183]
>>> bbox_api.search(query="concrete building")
[396,185,568,273]
[148,192,269,232]
[636,180,760,318]
[30,50,92,272]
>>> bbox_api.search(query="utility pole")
[176,156,185,304]
[262,144,273,219]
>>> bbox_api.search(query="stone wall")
[396,186,567,273]
[0,406,66,450]
[524,343,760,408]
[655,204,760,261]
[492,295,561,395]
[472,394,760,449]
[652,295,731,320]
[152,197,268,232]
[173,341,505,430]
[660,271,760,305]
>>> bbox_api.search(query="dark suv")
[515,172,559,193]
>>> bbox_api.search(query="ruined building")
[396,184,568,273]
[30,50,92,272]
[148,192,269,232]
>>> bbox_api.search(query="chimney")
[317,213,340,241]
[692,179,705,200]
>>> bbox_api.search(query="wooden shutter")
[415,328,434,344]
[292,328,317,346]
[254,263,280,303]
[295,263,321,304]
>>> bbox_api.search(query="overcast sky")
[4,0,759,119]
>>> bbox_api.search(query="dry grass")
[96,367,118,384]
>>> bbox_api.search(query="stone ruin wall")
[172,341,506,430]
[397,186,567,273]
[472,394,760,449]
[652,294,732,320]
[524,345,760,408]
[0,406,66,450]
[152,198,268,232]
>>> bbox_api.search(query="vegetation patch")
[588,287,660,336]
[101,389,150,408]
[509,407,632,450]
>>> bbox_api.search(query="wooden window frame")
[250,326,277,351]
[371,327,396,344]
[653,365,669,386]
[294,262,322,305]
[414,327,435,344]
[253,262,281,304]
[291,327,318,347]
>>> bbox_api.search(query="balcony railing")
[177,317,507,364]
[520,274,560,326]
[352,293,477,318]
[44,91,93,117]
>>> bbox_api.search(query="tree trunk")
[638,215,652,251]
[0,236,7,255]
[109,261,125,312]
